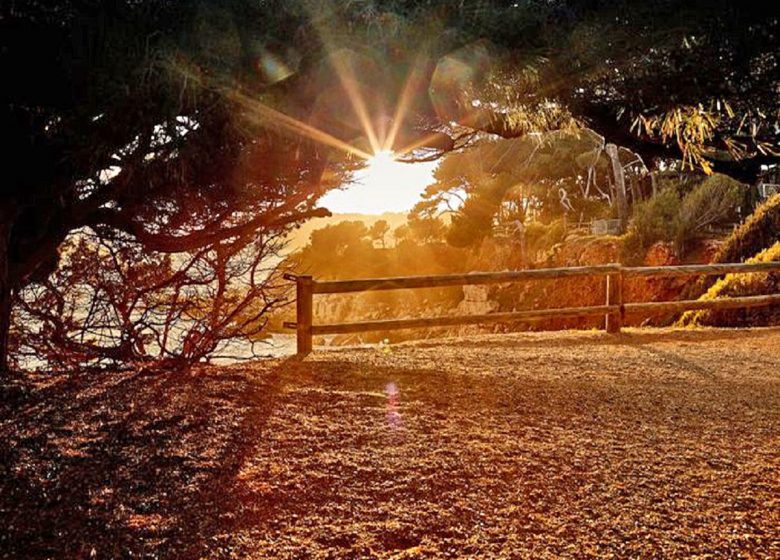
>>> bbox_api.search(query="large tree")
[1,1,342,372]
[396,1,779,180]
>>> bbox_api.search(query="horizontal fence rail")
[621,262,780,278]
[312,264,621,294]
[284,262,780,354]
[310,305,619,335]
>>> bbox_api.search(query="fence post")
[296,275,313,355]
[605,269,623,334]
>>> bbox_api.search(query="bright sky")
[318,151,437,214]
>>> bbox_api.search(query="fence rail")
[283,262,780,355]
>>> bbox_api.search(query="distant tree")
[407,216,446,244]
[369,220,390,248]
[282,217,472,330]
[308,222,370,256]
[393,225,411,245]
[418,130,646,247]
[291,221,373,280]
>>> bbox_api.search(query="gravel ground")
[1,328,779,559]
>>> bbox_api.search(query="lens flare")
[386,381,401,430]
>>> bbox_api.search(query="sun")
[365,149,398,178]
[318,150,436,214]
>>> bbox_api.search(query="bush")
[676,174,743,253]
[685,193,780,299]
[621,174,746,263]
[678,241,780,327]
[621,188,682,263]
[709,193,780,264]
[524,219,567,257]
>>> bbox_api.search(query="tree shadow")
[0,359,290,559]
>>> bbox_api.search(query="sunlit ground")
[319,150,437,214]
[4,328,779,558]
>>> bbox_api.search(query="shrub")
[621,188,682,263]
[621,174,746,263]
[709,193,780,264]
[685,193,780,299]
[675,174,743,253]
[677,241,780,327]
[524,219,567,257]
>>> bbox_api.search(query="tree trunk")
[606,143,629,231]
[0,219,12,375]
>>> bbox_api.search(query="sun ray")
[384,54,428,152]
[167,58,373,161]
[327,51,382,153]
[302,3,382,154]
[227,90,373,160]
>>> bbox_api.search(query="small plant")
[376,338,392,355]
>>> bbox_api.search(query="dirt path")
[2,328,780,558]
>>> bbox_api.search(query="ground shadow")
[0,359,291,559]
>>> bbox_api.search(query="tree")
[416,129,647,247]
[1,2,345,372]
[406,1,780,182]
[369,220,390,248]
[12,229,286,372]
[307,221,370,259]
[393,225,411,245]
[408,216,446,244]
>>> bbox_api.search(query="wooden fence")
[283,262,780,354]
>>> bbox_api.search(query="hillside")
[2,328,779,558]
